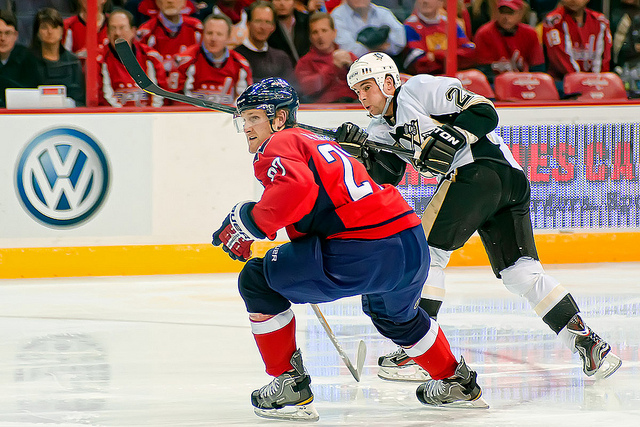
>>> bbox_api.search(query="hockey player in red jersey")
[542,0,613,81]
[99,9,167,107]
[211,77,488,421]
[178,14,252,105]
[335,51,622,383]
[137,0,204,91]
[63,0,109,62]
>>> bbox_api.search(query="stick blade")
[356,340,366,379]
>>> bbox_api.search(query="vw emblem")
[15,128,110,227]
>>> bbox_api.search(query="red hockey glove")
[212,202,266,262]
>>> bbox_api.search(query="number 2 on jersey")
[317,144,374,201]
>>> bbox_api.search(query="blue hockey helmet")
[236,77,299,125]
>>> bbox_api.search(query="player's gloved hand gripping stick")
[113,38,413,158]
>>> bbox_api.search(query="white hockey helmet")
[347,52,401,93]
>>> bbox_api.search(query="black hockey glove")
[335,122,369,160]
[414,124,467,175]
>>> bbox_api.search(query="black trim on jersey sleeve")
[451,103,498,140]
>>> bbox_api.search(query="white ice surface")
[0,263,638,426]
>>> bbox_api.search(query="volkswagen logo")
[15,128,110,227]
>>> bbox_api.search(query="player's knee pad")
[238,258,291,315]
[421,247,449,301]
[371,309,430,347]
[429,246,451,269]
[500,257,569,318]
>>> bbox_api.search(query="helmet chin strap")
[371,90,394,120]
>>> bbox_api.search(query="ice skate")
[568,314,622,379]
[416,357,488,409]
[251,349,319,422]
[378,347,431,382]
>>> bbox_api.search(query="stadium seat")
[563,72,628,101]
[455,69,495,99]
[494,72,559,101]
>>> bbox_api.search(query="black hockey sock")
[418,298,442,319]
[542,294,580,334]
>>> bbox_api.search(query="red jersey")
[475,21,545,74]
[213,0,253,24]
[178,44,252,105]
[294,46,358,103]
[97,41,168,107]
[136,0,199,21]
[63,15,109,60]
[542,6,612,80]
[252,128,420,241]
[403,14,476,75]
[137,15,203,90]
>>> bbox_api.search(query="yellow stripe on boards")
[1,232,639,279]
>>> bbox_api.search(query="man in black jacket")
[0,10,42,107]
[268,0,311,65]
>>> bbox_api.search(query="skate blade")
[424,394,490,410]
[378,365,432,382]
[254,402,320,422]
[595,352,622,379]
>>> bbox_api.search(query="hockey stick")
[311,304,366,382]
[113,39,414,158]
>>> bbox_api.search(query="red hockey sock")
[251,309,297,377]
[405,322,458,380]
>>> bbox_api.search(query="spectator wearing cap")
[403,0,475,75]
[542,0,612,81]
[474,0,545,84]
[294,12,358,103]
[330,0,406,58]
[0,10,42,108]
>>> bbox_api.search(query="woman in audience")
[31,8,85,106]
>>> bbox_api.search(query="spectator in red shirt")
[542,0,612,81]
[403,0,476,75]
[63,0,109,62]
[474,0,545,83]
[137,0,204,91]
[98,9,168,107]
[125,0,208,26]
[294,12,357,103]
[178,13,253,105]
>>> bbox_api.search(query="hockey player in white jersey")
[335,52,622,394]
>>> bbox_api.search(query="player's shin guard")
[250,308,297,377]
[404,320,457,380]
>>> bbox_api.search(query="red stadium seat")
[455,69,495,98]
[563,72,628,101]
[494,72,559,101]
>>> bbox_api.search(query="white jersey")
[366,74,522,177]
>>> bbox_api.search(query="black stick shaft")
[113,39,413,157]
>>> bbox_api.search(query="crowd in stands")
[1,0,640,107]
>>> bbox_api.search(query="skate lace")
[388,347,407,358]
[258,376,283,399]
[422,379,446,400]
